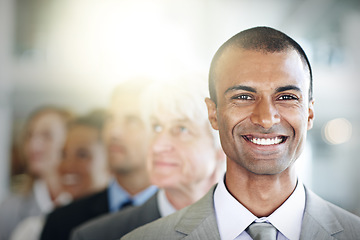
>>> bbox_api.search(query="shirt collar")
[108,179,158,212]
[268,179,305,240]
[157,189,177,217]
[214,175,255,240]
[214,175,305,240]
[33,179,54,213]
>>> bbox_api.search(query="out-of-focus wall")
[0,0,14,201]
[2,0,360,215]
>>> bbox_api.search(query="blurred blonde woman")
[0,106,73,240]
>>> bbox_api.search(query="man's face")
[103,93,148,174]
[147,113,219,189]
[206,48,314,175]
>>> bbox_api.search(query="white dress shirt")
[214,175,305,240]
[157,189,177,217]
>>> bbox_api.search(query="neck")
[226,162,297,217]
[114,168,151,196]
[41,171,63,203]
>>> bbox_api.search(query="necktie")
[118,199,133,210]
[246,222,277,240]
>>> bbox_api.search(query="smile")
[243,135,287,146]
[61,174,80,185]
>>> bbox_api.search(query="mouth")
[243,135,287,146]
[108,144,126,154]
[153,156,179,168]
[61,174,80,186]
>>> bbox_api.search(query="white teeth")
[250,137,282,145]
[61,174,80,185]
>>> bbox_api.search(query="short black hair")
[68,108,108,140]
[209,26,313,104]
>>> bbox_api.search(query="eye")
[278,94,299,101]
[152,124,163,133]
[178,126,188,133]
[172,125,190,136]
[42,131,52,141]
[232,94,254,100]
[76,148,91,160]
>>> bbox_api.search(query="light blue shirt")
[107,179,158,213]
[214,175,305,240]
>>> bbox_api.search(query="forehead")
[109,93,142,115]
[151,111,192,125]
[29,112,63,130]
[67,126,98,143]
[215,48,309,95]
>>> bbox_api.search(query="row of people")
[0,106,110,240]
[2,26,360,240]
[72,26,360,240]
[40,76,226,240]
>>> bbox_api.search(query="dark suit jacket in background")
[40,189,109,240]
[121,185,360,240]
[71,193,160,240]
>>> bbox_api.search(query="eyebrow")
[224,84,302,95]
[224,85,257,95]
[275,85,301,93]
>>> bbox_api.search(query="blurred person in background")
[58,109,109,200]
[40,79,158,240]
[9,109,110,240]
[0,106,73,240]
[70,77,226,240]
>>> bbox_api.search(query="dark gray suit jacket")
[40,189,109,240]
[122,185,360,240]
[70,193,161,240]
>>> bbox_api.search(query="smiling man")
[122,27,360,240]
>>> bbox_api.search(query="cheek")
[281,108,309,133]
[185,145,216,177]
[219,106,248,131]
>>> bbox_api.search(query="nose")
[151,132,174,153]
[250,97,280,129]
[28,135,43,151]
[105,121,123,140]
[59,154,74,172]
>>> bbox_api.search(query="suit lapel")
[137,193,161,223]
[300,187,343,240]
[174,185,221,240]
[171,184,346,240]
[89,189,109,216]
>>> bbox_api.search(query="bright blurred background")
[1,0,360,215]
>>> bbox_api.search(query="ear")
[205,97,219,130]
[307,99,315,130]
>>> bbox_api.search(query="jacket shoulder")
[71,194,161,240]
[122,187,217,240]
[40,189,109,240]
[303,187,360,239]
